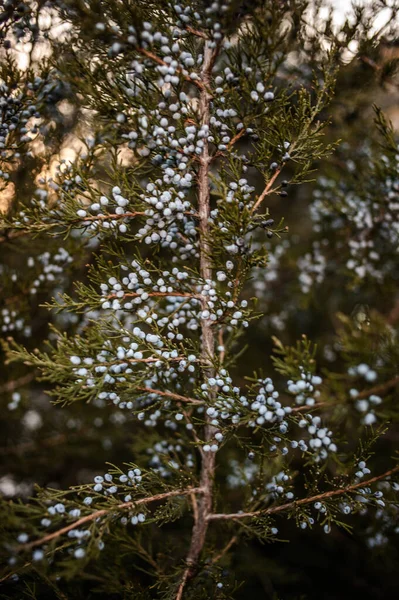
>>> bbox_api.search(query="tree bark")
[176,40,220,599]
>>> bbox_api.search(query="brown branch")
[137,386,203,406]
[101,355,193,366]
[0,560,33,584]
[218,329,225,364]
[107,291,199,300]
[79,211,144,222]
[137,47,205,91]
[251,167,282,214]
[290,375,399,414]
[21,488,204,552]
[0,433,68,456]
[207,465,399,521]
[0,206,199,244]
[176,40,221,600]
[0,229,31,243]
[210,535,238,564]
[191,492,199,524]
[176,567,191,600]
[0,373,35,394]
[186,26,208,40]
[181,407,203,453]
[81,210,197,222]
[0,212,145,243]
[359,55,399,88]
[356,375,399,399]
[212,128,246,160]
[135,540,159,572]
[387,298,399,325]
[290,401,325,413]
[228,129,246,149]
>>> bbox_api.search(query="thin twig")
[0,373,35,394]
[218,329,225,364]
[0,433,68,456]
[207,465,399,521]
[100,356,195,366]
[0,208,200,243]
[290,401,325,413]
[186,26,208,40]
[181,407,203,451]
[0,229,31,243]
[356,376,399,399]
[359,55,399,88]
[107,291,200,300]
[176,567,191,600]
[0,213,144,243]
[251,167,282,214]
[137,47,205,91]
[0,560,32,584]
[21,488,204,551]
[290,375,399,413]
[212,128,246,160]
[387,298,399,325]
[210,535,238,564]
[80,211,144,222]
[137,386,203,406]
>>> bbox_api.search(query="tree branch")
[176,39,220,599]
[207,465,399,521]
[137,386,203,405]
[212,128,246,160]
[107,291,200,300]
[0,229,31,244]
[290,375,399,413]
[210,535,238,564]
[21,488,204,552]
[79,211,145,221]
[186,26,208,40]
[137,47,205,91]
[0,373,35,394]
[251,167,282,214]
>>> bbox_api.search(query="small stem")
[138,47,205,91]
[0,229,31,243]
[207,465,399,521]
[101,356,195,366]
[0,432,71,456]
[21,488,204,552]
[210,535,238,564]
[186,26,208,40]
[387,298,399,324]
[79,211,144,221]
[137,386,203,406]
[0,373,35,394]
[290,375,399,413]
[107,291,200,300]
[0,213,146,243]
[356,375,399,399]
[251,167,282,214]
[218,329,225,364]
[212,128,246,160]
[176,568,191,600]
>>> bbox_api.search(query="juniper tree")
[1,1,399,599]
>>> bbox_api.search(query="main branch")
[176,41,219,600]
